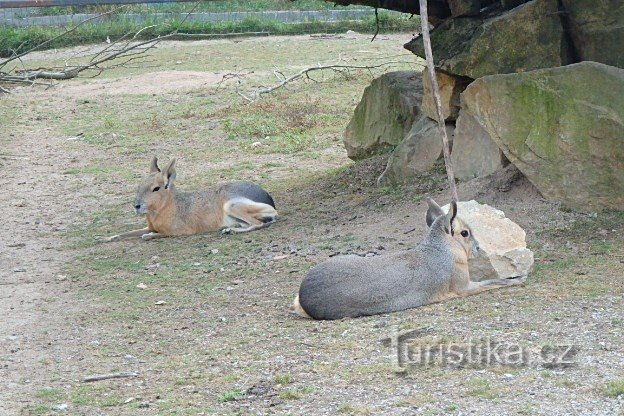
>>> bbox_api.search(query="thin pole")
[418,0,458,202]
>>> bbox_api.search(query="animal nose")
[134,204,141,210]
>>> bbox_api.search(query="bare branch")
[0,7,125,70]
[241,61,420,102]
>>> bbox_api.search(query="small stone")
[273,255,289,260]
[226,286,235,292]
[56,275,67,281]
[136,283,147,289]
[210,249,219,255]
[13,267,26,273]
[52,403,68,411]
[154,300,166,306]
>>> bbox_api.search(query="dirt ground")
[1,34,623,416]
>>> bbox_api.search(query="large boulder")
[561,0,624,68]
[442,200,534,281]
[448,0,481,17]
[405,0,569,79]
[461,61,624,211]
[422,69,470,121]
[452,108,508,180]
[343,71,424,160]
[377,118,453,186]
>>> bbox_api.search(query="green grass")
[218,388,245,402]
[601,380,624,398]
[0,11,418,58]
[466,377,498,400]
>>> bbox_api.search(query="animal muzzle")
[471,243,480,259]
[134,203,147,215]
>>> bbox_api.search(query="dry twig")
[83,372,138,383]
[235,61,421,102]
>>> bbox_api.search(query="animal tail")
[292,295,312,319]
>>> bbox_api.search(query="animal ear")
[150,156,160,173]
[444,201,458,235]
[425,197,445,227]
[163,158,176,189]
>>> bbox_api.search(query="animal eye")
[461,230,469,237]
[152,186,160,192]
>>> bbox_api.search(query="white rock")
[442,200,534,281]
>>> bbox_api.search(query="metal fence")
[0,0,379,28]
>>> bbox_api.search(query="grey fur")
[299,214,453,320]
[225,181,276,209]
[297,198,523,320]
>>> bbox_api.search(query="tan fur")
[104,157,277,242]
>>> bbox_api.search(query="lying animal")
[105,156,277,242]
[294,198,525,320]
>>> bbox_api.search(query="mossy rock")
[406,0,568,79]
[461,62,624,211]
[343,71,424,161]
[562,0,624,68]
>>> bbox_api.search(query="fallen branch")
[418,0,458,201]
[239,61,421,102]
[83,372,138,383]
[0,2,201,88]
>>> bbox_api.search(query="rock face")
[448,0,481,16]
[452,108,508,180]
[442,200,534,281]
[422,69,469,121]
[377,118,453,186]
[562,0,624,68]
[343,71,424,160]
[461,62,624,210]
[405,0,568,79]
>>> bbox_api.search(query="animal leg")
[222,199,277,234]
[457,276,527,297]
[141,232,165,241]
[103,227,151,242]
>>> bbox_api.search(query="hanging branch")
[418,0,458,202]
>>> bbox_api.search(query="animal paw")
[141,233,157,241]
[103,235,120,243]
[507,275,528,285]
[221,228,232,235]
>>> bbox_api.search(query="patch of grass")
[601,380,624,398]
[21,405,52,416]
[337,403,373,415]
[466,377,497,400]
[218,388,245,402]
[274,374,293,385]
[35,387,63,400]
